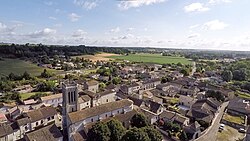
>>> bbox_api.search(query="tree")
[87,122,111,141]
[112,77,121,85]
[205,90,225,102]
[179,131,188,141]
[121,128,150,141]
[40,69,51,78]
[221,70,233,82]
[23,71,31,80]
[107,119,126,141]
[131,113,149,128]
[142,126,163,141]
[233,69,247,81]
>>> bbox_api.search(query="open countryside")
[0,59,58,76]
[108,53,191,65]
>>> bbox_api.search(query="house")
[0,113,8,124]
[169,71,184,80]
[120,82,141,95]
[8,106,21,120]
[0,103,15,114]
[179,88,198,96]
[23,99,37,105]
[78,95,91,110]
[81,89,116,107]
[179,95,197,109]
[40,93,63,107]
[227,97,250,116]
[83,80,99,93]
[184,121,202,140]
[67,99,133,140]
[141,78,161,90]
[24,106,59,130]
[24,124,63,141]
[156,82,182,94]
[11,85,34,94]
[0,122,19,141]
[186,98,222,124]
[160,110,190,126]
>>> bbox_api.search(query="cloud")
[189,24,200,29]
[68,13,81,22]
[118,0,166,10]
[187,33,201,38]
[203,20,228,30]
[110,27,120,33]
[49,16,57,20]
[208,0,232,4]
[72,29,87,37]
[0,22,15,34]
[44,1,53,6]
[127,27,134,32]
[27,28,56,38]
[184,3,210,12]
[73,0,100,10]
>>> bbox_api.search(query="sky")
[0,0,250,51]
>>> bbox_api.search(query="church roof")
[69,99,133,124]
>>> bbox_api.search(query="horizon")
[1,0,250,51]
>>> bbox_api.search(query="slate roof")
[142,78,161,84]
[0,123,17,138]
[227,97,250,115]
[69,99,133,124]
[25,124,62,141]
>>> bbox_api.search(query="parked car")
[238,128,246,133]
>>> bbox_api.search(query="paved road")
[195,102,229,141]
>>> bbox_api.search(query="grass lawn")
[0,59,58,76]
[20,92,52,100]
[108,53,191,65]
[216,125,245,141]
[235,91,250,99]
[223,113,244,125]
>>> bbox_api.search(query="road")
[195,102,229,141]
[191,61,196,76]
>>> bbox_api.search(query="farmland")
[72,53,119,62]
[108,53,191,65]
[0,59,58,76]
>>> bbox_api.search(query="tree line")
[0,44,130,59]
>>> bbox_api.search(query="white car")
[239,128,246,133]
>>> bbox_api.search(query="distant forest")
[0,44,130,59]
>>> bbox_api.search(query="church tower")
[62,81,78,140]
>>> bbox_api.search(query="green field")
[20,92,52,100]
[0,59,58,76]
[108,53,191,65]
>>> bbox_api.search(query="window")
[25,126,28,131]
[47,117,50,121]
[68,92,71,103]
[36,122,38,126]
[91,119,94,122]
[106,99,108,102]
[106,114,108,117]
[87,102,89,105]
[117,110,120,114]
[51,116,54,119]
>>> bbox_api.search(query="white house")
[40,93,63,107]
